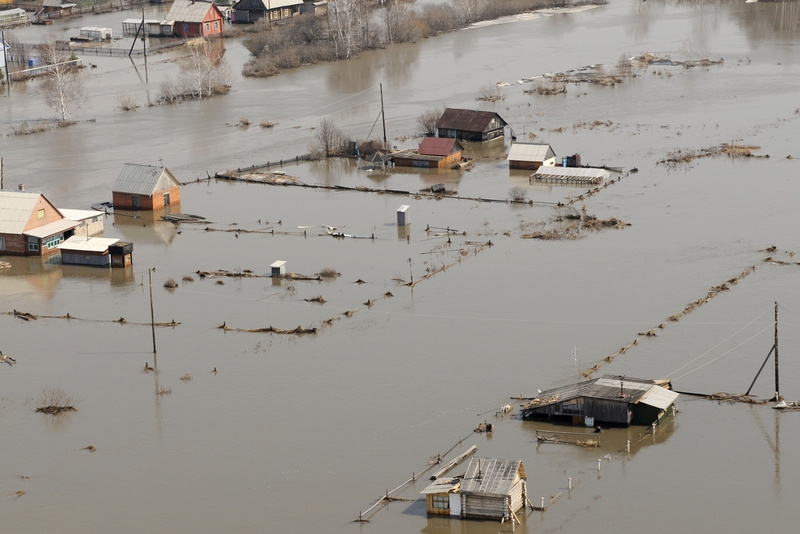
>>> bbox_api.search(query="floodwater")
[2,1,800,532]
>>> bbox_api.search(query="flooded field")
[2,0,800,532]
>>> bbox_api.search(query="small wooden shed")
[507,142,556,170]
[421,457,527,522]
[112,163,181,211]
[109,241,133,268]
[436,108,508,142]
[57,236,119,267]
[521,375,679,427]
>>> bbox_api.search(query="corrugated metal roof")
[532,167,610,181]
[436,108,507,133]
[419,477,461,495]
[0,191,42,235]
[166,0,219,23]
[57,236,119,253]
[112,163,179,196]
[522,375,665,410]
[637,385,679,410]
[58,209,100,222]
[23,218,79,238]
[418,137,459,157]
[507,143,555,162]
[459,458,524,497]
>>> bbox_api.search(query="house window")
[214,20,219,30]
[431,495,449,510]
[0,237,5,250]
[205,22,210,31]
[28,237,39,252]
[43,234,63,249]
[38,209,45,220]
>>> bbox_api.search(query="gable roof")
[522,375,679,411]
[166,0,221,23]
[418,137,460,157]
[0,191,64,235]
[436,108,508,133]
[459,458,525,497]
[507,143,555,162]
[112,164,180,196]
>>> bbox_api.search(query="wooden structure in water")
[521,375,678,427]
[420,457,527,523]
[531,166,611,185]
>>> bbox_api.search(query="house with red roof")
[392,137,464,169]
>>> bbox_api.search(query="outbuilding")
[231,0,302,23]
[507,142,556,170]
[436,108,508,142]
[111,163,181,211]
[420,457,527,522]
[392,138,464,169]
[57,236,119,267]
[521,375,678,427]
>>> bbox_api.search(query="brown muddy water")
[2,1,800,532]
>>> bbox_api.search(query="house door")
[131,195,141,209]
[164,193,170,206]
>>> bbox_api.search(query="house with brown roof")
[166,0,224,37]
[436,108,508,142]
[0,190,79,256]
[111,163,181,211]
[392,137,464,169]
[231,0,302,23]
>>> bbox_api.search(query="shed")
[520,375,679,427]
[396,205,409,226]
[421,457,527,521]
[270,260,286,276]
[122,19,174,36]
[436,108,508,142]
[231,0,302,23]
[57,236,119,267]
[0,190,78,256]
[108,241,133,268]
[507,142,556,170]
[79,26,112,39]
[165,0,224,37]
[58,208,105,236]
[111,163,181,211]
[0,9,27,28]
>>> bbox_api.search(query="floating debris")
[82,445,96,452]
[219,324,317,335]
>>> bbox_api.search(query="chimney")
[18,184,24,191]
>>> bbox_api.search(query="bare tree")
[328,0,373,58]
[384,0,417,43]
[178,39,232,99]
[313,117,347,157]
[417,106,443,136]
[450,0,481,25]
[37,36,87,122]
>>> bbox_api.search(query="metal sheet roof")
[637,385,679,410]
[419,477,461,495]
[436,108,507,133]
[166,0,220,23]
[418,137,459,157]
[57,236,119,253]
[522,375,668,410]
[23,218,79,238]
[0,191,42,234]
[532,167,610,181]
[57,209,100,222]
[507,143,555,162]
[112,164,179,196]
[459,458,525,497]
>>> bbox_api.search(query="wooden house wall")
[61,251,111,267]
[584,398,631,426]
[174,21,202,37]
[509,480,525,513]
[0,233,30,255]
[631,403,666,426]
[509,160,542,171]
[462,494,510,520]
[112,185,180,211]
[201,8,223,36]
[424,493,451,516]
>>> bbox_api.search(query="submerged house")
[507,142,556,170]
[231,0,302,23]
[521,375,678,427]
[112,163,181,211]
[57,236,119,267]
[436,108,508,142]
[165,0,224,37]
[0,190,78,256]
[420,457,527,522]
[392,137,463,169]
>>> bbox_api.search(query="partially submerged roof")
[459,457,525,497]
[418,137,460,157]
[0,191,64,235]
[23,219,79,239]
[166,0,219,22]
[57,235,119,253]
[436,108,507,133]
[507,142,555,162]
[532,166,610,183]
[523,375,678,410]
[112,164,180,196]
[58,209,100,222]
[419,476,461,495]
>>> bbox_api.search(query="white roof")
[0,191,43,234]
[57,236,119,253]
[533,166,611,181]
[270,260,286,268]
[507,143,555,162]
[23,218,80,238]
[637,385,680,410]
[58,209,100,222]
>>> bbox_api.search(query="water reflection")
[112,207,179,245]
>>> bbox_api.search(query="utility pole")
[774,301,780,401]
[380,83,387,150]
[149,268,157,355]
[1,30,10,93]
